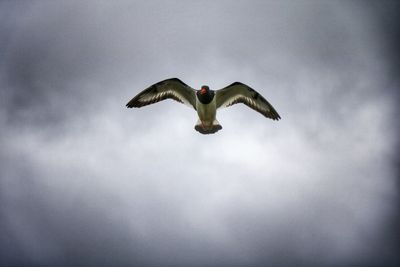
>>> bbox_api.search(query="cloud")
[0,1,399,266]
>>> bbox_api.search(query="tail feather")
[194,119,222,134]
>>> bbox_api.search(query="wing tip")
[126,100,141,108]
[266,112,281,121]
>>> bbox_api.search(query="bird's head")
[197,85,214,104]
[200,85,209,95]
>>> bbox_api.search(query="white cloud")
[0,1,398,266]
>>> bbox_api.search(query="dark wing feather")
[126,78,197,110]
[216,82,281,120]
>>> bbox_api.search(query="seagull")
[126,78,280,134]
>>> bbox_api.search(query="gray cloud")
[0,1,399,266]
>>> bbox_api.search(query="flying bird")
[126,78,280,134]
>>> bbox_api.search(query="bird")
[126,78,280,134]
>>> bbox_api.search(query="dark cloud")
[0,1,399,266]
[366,1,400,78]
[364,2,400,263]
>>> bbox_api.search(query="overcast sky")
[0,1,399,266]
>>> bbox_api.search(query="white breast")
[196,97,217,125]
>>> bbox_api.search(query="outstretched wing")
[126,78,197,110]
[216,82,280,120]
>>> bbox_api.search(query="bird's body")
[126,78,280,134]
[196,96,216,126]
[194,86,221,134]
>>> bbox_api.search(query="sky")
[0,1,399,266]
